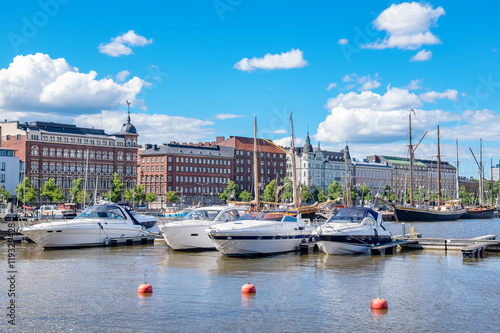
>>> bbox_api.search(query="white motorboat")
[160,205,249,250]
[314,207,392,255]
[207,210,314,256]
[19,203,153,248]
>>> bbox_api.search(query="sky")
[1,0,499,179]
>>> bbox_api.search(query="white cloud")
[116,70,130,82]
[215,113,245,120]
[338,38,348,45]
[99,30,153,57]
[403,79,423,90]
[0,53,148,113]
[411,49,432,62]
[419,89,458,103]
[273,136,305,148]
[326,83,337,91]
[340,73,381,91]
[233,49,308,72]
[363,2,445,50]
[75,111,216,145]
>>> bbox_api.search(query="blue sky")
[1,0,499,178]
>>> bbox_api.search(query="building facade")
[215,136,287,194]
[0,147,21,201]
[0,117,139,204]
[139,142,234,206]
[351,158,392,196]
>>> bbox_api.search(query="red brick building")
[0,117,139,204]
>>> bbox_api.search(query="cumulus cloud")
[75,111,216,145]
[273,136,305,148]
[363,2,445,50]
[116,70,130,82]
[233,49,308,72]
[419,89,458,103]
[403,79,423,90]
[99,30,153,57]
[411,49,432,62]
[0,53,148,113]
[327,85,419,110]
[338,38,348,45]
[215,113,245,120]
[340,73,381,91]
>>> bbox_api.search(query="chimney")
[215,136,225,143]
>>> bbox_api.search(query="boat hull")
[20,223,149,248]
[162,223,216,250]
[317,234,393,255]
[460,207,495,219]
[394,207,465,222]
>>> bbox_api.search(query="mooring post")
[401,223,405,238]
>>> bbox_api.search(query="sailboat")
[460,139,495,219]
[392,110,466,222]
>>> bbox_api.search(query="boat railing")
[21,218,131,229]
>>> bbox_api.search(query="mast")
[437,124,441,207]
[290,111,298,208]
[456,139,460,200]
[254,116,259,208]
[344,145,350,207]
[409,110,414,206]
[479,138,483,205]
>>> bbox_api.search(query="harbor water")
[1,218,499,332]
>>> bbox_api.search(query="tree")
[165,191,179,203]
[15,177,38,205]
[262,180,277,202]
[300,184,313,204]
[124,185,146,207]
[280,177,293,203]
[327,181,342,200]
[0,186,12,204]
[239,190,253,202]
[69,178,84,203]
[316,189,327,202]
[219,181,239,203]
[104,173,124,203]
[41,179,65,203]
[145,192,157,203]
[75,190,91,205]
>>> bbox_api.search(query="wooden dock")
[371,239,418,255]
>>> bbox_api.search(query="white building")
[352,158,392,197]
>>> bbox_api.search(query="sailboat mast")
[456,139,460,200]
[290,111,298,208]
[437,124,442,207]
[409,110,414,206]
[479,138,483,205]
[344,147,350,207]
[254,116,259,208]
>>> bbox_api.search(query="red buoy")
[241,283,256,294]
[138,283,153,294]
[371,298,388,309]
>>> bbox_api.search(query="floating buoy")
[371,298,388,309]
[241,283,256,294]
[371,283,388,309]
[138,269,153,294]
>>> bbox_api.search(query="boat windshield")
[182,209,221,221]
[76,205,126,220]
[328,208,375,223]
[241,211,296,222]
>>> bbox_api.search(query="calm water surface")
[1,219,499,332]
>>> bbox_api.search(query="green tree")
[41,179,65,203]
[0,186,12,204]
[262,180,277,202]
[219,181,239,203]
[75,190,91,205]
[239,190,253,202]
[280,177,293,203]
[145,192,157,203]
[165,191,179,203]
[104,173,124,203]
[15,177,38,205]
[316,189,327,202]
[300,184,313,204]
[124,185,146,206]
[327,181,342,200]
[69,178,84,203]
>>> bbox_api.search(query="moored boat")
[19,203,153,248]
[160,205,249,250]
[460,205,495,219]
[314,206,392,255]
[207,210,313,256]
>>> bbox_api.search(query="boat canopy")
[182,209,222,221]
[76,205,127,220]
[329,207,379,222]
[240,210,297,222]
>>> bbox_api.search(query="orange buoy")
[371,298,388,309]
[138,283,153,294]
[241,283,256,294]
